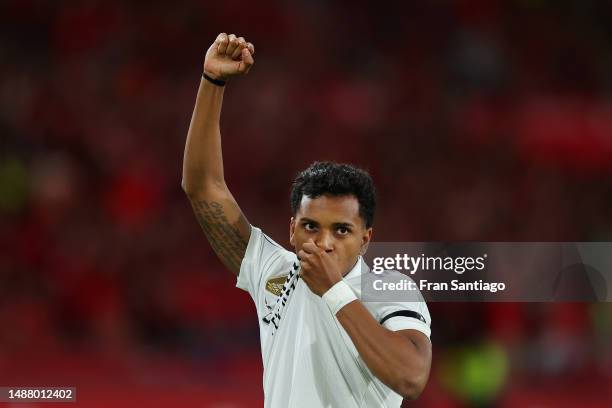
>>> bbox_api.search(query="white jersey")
[237,226,431,408]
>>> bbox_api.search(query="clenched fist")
[203,33,255,81]
[298,239,343,297]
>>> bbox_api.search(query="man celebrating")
[182,32,432,407]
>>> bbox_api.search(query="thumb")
[237,48,254,74]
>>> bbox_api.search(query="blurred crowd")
[1,0,611,406]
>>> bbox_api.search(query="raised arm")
[181,33,255,275]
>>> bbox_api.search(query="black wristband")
[202,72,226,87]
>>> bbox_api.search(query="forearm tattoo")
[191,200,248,272]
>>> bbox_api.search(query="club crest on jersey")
[265,275,288,296]
[262,262,300,335]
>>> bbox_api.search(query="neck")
[342,256,361,277]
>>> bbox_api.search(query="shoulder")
[239,226,296,285]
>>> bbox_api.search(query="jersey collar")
[344,256,368,280]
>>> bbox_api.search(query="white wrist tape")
[323,281,357,315]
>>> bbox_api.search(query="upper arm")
[185,185,251,276]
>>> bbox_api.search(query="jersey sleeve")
[236,225,292,300]
[347,263,433,339]
[352,266,431,339]
[360,271,432,339]
[374,300,431,338]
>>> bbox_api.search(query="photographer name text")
[372,279,506,293]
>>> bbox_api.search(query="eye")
[303,222,317,232]
[337,227,351,235]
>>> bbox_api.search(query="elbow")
[181,180,194,196]
[397,382,424,401]
[181,178,227,198]
[396,378,426,401]
[181,179,194,194]
[181,182,202,199]
[393,368,430,401]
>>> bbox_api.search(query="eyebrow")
[300,218,355,228]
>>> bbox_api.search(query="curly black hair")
[290,161,377,228]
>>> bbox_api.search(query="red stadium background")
[1,0,611,406]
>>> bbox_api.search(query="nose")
[316,231,334,252]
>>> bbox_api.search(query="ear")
[360,228,373,255]
[289,217,296,247]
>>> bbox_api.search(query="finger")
[298,251,317,270]
[298,249,312,260]
[299,259,309,270]
[246,42,255,55]
[301,241,319,254]
[306,239,322,251]
[226,34,238,56]
[299,260,313,275]
[237,48,254,74]
[231,37,247,59]
[216,32,229,54]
